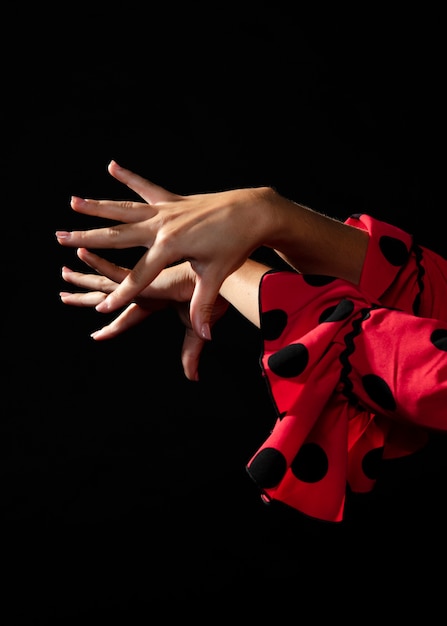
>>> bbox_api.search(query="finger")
[76,248,130,284]
[134,261,192,304]
[108,160,180,205]
[55,219,154,250]
[62,266,117,293]
[59,291,107,307]
[90,303,154,340]
[95,244,176,314]
[188,273,222,341]
[181,327,206,381]
[70,196,153,224]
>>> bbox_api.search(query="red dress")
[246,214,447,522]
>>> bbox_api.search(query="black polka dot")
[291,442,328,483]
[247,447,287,488]
[262,309,288,340]
[361,446,384,480]
[362,373,396,411]
[268,343,309,378]
[379,235,409,266]
[431,328,447,352]
[319,298,355,323]
[303,274,337,287]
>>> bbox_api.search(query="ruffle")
[246,215,447,522]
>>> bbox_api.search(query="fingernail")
[201,323,211,341]
[71,196,86,206]
[55,231,71,240]
[95,301,108,313]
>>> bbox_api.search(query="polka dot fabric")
[246,214,447,522]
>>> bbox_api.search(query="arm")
[219,258,265,328]
[261,190,369,285]
[56,161,368,339]
[60,249,268,381]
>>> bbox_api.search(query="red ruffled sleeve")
[246,215,447,523]
[346,213,447,318]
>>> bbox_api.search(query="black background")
[4,7,447,623]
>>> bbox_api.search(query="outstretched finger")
[61,265,117,294]
[55,219,154,251]
[108,160,180,205]
[70,196,154,224]
[94,244,176,315]
[76,248,129,284]
[59,291,107,307]
[90,303,154,340]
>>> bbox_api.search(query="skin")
[56,161,369,341]
[60,250,267,381]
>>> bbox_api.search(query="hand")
[56,161,273,340]
[60,248,229,381]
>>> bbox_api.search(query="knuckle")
[120,200,135,211]
[108,226,122,240]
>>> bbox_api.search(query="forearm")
[218,187,372,329]
[258,188,369,285]
[219,259,268,328]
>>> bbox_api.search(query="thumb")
[189,275,221,341]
